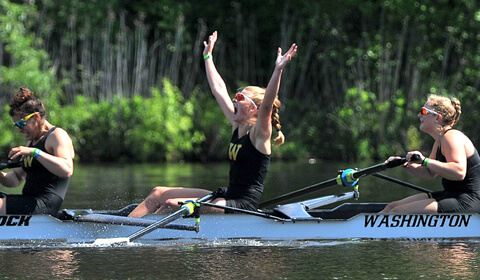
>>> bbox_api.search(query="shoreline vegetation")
[1,1,480,163]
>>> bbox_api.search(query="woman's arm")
[387,145,439,180]
[203,31,235,126]
[420,131,468,181]
[0,168,26,188]
[252,44,297,152]
[8,128,74,179]
[41,128,75,178]
[403,131,469,181]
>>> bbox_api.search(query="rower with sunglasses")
[0,87,74,216]
[128,31,297,217]
[381,94,480,213]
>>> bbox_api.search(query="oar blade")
[92,237,131,246]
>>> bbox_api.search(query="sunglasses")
[234,93,258,109]
[420,107,439,116]
[13,112,36,129]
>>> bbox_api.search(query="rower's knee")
[381,202,396,213]
[157,198,178,213]
[164,199,177,208]
[0,198,5,215]
[149,186,168,199]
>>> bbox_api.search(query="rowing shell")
[0,203,479,243]
[7,157,451,244]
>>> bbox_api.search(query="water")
[1,240,480,279]
[2,160,478,279]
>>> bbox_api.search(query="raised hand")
[275,43,297,70]
[203,31,218,57]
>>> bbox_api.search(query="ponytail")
[272,100,284,146]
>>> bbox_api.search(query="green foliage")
[406,125,422,152]
[187,87,231,161]
[47,79,205,163]
[0,104,23,158]
[3,0,480,163]
[0,0,62,100]
[333,89,385,160]
[296,88,396,161]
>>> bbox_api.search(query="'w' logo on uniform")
[228,143,242,161]
[23,156,33,168]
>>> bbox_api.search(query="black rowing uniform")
[222,128,270,213]
[431,130,480,213]
[5,127,70,216]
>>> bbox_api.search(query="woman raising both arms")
[381,94,480,213]
[128,31,297,217]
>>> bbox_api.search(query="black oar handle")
[353,155,420,179]
[351,158,406,180]
[385,157,407,168]
[386,154,420,168]
[0,161,23,171]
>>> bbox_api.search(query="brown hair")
[9,87,46,118]
[242,86,285,146]
[427,94,461,126]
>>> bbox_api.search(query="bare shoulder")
[442,129,476,152]
[50,127,73,142]
[46,127,75,156]
[249,125,272,155]
[443,129,467,140]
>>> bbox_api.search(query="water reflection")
[401,241,480,279]
[167,245,290,279]
[0,249,78,278]
[1,240,480,278]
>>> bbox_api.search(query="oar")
[0,160,23,170]
[259,158,407,208]
[93,193,213,245]
[372,173,432,194]
[200,201,287,221]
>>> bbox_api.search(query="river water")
[2,160,480,279]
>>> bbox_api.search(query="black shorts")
[431,191,480,213]
[5,193,63,217]
[221,186,262,214]
[225,198,258,213]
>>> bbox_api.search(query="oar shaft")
[353,158,407,179]
[127,207,189,241]
[127,194,213,242]
[259,178,338,208]
[259,158,407,208]
[201,202,287,221]
[372,173,432,194]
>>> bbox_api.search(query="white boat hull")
[1,207,479,243]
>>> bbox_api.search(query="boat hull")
[0,210,479,243]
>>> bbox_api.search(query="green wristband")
[32,148,41,159]
[203,54,212,60]
[423,158,430,167]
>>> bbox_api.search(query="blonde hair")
[427,94,461,126]
[241,86,285,146]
